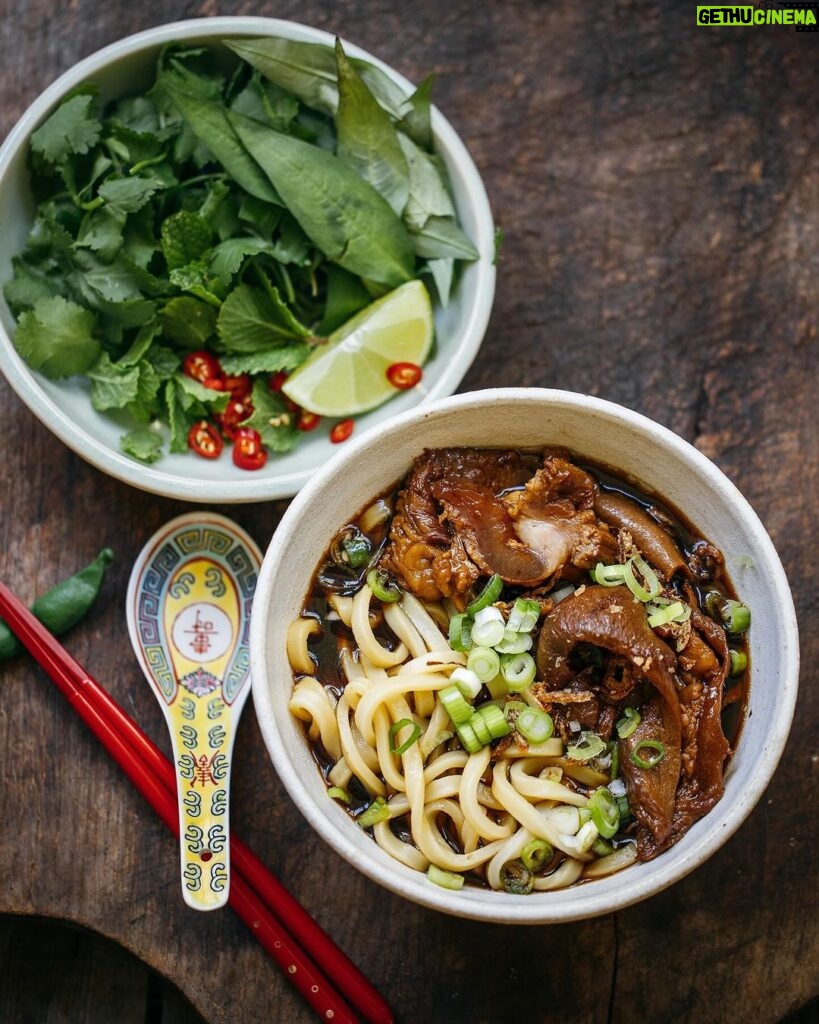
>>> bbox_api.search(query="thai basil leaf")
[409,215,479,261]
[334,40,409,217]
[228,110,415,287]
[397,74,435,151]
[161,77,281,204]
[398,132,455,231]
[316,264,371,335]
[225,38,407,119]
[426,258,455,307]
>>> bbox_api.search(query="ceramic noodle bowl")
[249,388,799,923]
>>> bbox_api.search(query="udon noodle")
[286,447,749,894]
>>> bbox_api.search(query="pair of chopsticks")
[0,581,392,1024]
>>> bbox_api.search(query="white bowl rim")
[250,386,800,923]
[0,16,496,502]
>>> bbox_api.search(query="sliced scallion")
[448,611,473,652]
[327,786,351,804]
[357,796,390,828]
[500,651,536,692]
[622,555,661,602]
[466,574,503,615]
[439,684,473,726]
[494,627,534,654]
[450,666,483,699]
[366,566,402,603]
[467,645,501,683]
[520,838,553,872]
[388,718,422,755]
[592,561,628,587]
[588,787,620,839]
[342,532,371,568]
[471,605,506,647]
[647,599,691,628]
[500,859,534,895]
[723,599,751,634]
[507,597,541,633]
[516,707,554,744]
[615,707,641,739]
[630,739,666,769]
[455,720,482,754]
[566,730,606,761]
[427,864,465,890]
[472,703,511,741]
[729,649,748,675]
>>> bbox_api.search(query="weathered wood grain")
[0,2,816,1023]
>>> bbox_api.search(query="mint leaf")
[216,283,309,352]
[169,262,224,307]
[120,427,163,464]
[160,296,217,346]
[87,352,141,411]
[30,94,102,165]
[161,210,212,271]
[246,379,299,452]
[13,296,100,379]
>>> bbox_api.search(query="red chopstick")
[0,581,393,1024]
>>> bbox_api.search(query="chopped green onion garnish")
[470,710,492,745]
[467,646,501,683]
[616,794,630,819]
[327,786,351,804]
[500,651,536,692]
[566,730,607,761]
[472,703,511,740]
[450,666,483,699]
[466,574,503,615]
[471,606,505,647]
[588,787,621,839]
[342,532,371,568]
[622,555,661,602]
[357,796,391,827]
[388,718,422,755]
[615,707,641,739]
[507,597,541,633]
[520,838,553,872]
[609,741,620,780]
[454,720,482,754]
[494,627,534,654]
[500,859,534,895]
[592,836,615,858]
[440,684,473,726]
[366,566,402,603]
[729,649,748,675]
[647,599,691,628]
[448,612,473,652]
[427,864,465,890]
[515,707,554,744]
[723,599,751,634]
[630,739,666,769]
[592,561,628,587]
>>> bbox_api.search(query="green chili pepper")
[0,548,114,660]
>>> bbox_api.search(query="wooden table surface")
[1,3,817,1023]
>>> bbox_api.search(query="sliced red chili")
[223,373,252,400]
[386,362,423,390]
[330,419,354,444]
[216,397,254,441]
[183,350,223,387]
[187,420,224,460]
[269,371,289,392]
[232,427,268,471]
[297,411,322,432]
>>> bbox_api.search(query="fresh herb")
[6,38,477,466]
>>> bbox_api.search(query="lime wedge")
[281,280,433,417]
